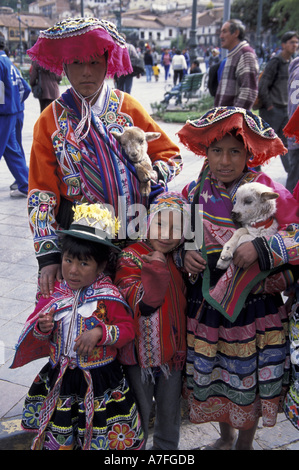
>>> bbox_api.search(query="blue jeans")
[145,65,152,82]
[286,147,299,193]
[163,64,170,80]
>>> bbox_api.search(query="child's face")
[206,134,250,185]
[65,55,107,98]
[148,210,183,254]
[62,252,105,290]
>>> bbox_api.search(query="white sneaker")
[10,189,27,198]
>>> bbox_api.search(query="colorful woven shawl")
[189,160,299,322]
[116,241,187,376]
[57,89,164,236]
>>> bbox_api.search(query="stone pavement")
[0,74,299,450]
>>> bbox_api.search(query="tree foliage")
[231,0,299,35]
[269,0,299,34]
[0,0,33,11]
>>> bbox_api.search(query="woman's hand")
[38,306,55,333]
[184,250,207,274]
[233,242,258,270]
[40,264,63,298]
[74,327,103,356]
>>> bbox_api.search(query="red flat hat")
[177,107,287,167]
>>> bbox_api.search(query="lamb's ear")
[145,132,161,142]
[110,131,122,142]
[261,191,279,202]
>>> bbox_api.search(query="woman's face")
[65,55,107,98]
[206,134,250,185]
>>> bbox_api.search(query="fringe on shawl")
[140,351,186,384]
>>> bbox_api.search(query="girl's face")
[65,55,107,98]
[206,134,250,185]
[62,252,105,290]
[148,210,183,254]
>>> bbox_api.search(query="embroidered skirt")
[184,283,290,430]
[284,303,299,430]
[21,358,144,450]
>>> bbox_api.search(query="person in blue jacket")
[0,35,30,197]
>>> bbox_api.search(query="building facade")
[0,0,224,60]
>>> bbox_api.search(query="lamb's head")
[231,182,279,226]
[111,127,161,163]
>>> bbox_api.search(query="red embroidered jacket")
[11,276,134,370]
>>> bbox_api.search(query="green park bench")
[160,73,204,108]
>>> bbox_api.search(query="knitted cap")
[147,191,190,242]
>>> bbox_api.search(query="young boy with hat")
[11,203,144,450]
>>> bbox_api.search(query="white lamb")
[216,182,279,270]
[111,126,161,197]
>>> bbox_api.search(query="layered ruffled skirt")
[284,302,299,430]
[184,283,290,430]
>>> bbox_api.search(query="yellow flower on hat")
[72,203,120,238]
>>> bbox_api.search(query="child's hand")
[233,242,258,270]
[38,306,55,333]
[74,327,103,356]
[142,251,167,264]
[184,250,206,274]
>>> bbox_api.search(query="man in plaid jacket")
[214,19,259,110]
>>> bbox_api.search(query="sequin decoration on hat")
[27,17,133,77]
[57,203,121,252]
[177,106,287,167]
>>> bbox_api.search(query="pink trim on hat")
[27,25,133,77]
